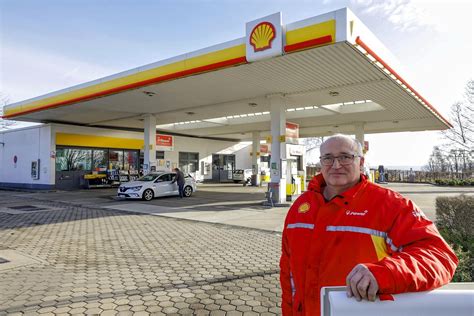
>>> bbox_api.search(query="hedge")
[434,178,474,186]
[436,195,474,282]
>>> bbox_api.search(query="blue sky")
[1,0,472,167]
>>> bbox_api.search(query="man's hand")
[346,264,379,302]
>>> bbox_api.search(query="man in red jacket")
[279,134,458,315]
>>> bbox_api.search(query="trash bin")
[251,174,257,186]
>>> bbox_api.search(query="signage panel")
[156,134,174,151]
[246,12,283,62]
[286,122,299,145]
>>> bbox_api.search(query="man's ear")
[359,156,365,168]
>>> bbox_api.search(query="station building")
[0,8,450,203]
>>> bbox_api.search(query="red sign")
[286,122,299,144]
[156,134,173,147]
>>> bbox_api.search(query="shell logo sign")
[249,22,276,52]
[246,12,283,62]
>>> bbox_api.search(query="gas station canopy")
[3,8,450,140]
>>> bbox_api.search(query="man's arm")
[365,199,458,295]
[280,225,293,315]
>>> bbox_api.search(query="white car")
[232,169,253,183]
[117,172,196,201]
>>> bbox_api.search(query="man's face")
[320,138,364,190]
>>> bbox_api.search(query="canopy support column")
[355,122,365,147]
[143,114,157,175]
[252,131,261,186]
[268,94,287,204]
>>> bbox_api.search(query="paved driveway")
[0,190,282,315]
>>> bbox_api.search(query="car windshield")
[137,174,161,181]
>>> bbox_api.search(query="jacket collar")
[308,173,368,205]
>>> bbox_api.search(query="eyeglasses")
[319,154,360,166]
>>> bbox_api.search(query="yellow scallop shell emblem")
[250,22,276,52]
[298,202,310,213]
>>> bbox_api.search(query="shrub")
[434,178,474,186]
[436,195,474,282]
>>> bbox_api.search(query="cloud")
[350,0,440,32]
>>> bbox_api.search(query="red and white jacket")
[280,174,458,315]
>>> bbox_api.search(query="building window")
[124,150,139,171]
[109,150,124,170]
[179,152,199,174]
[56,148,92,171]
[156,151,165,159]
[92,149,108,171]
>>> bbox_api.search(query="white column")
[252,131,261,186]
[143,114,157,174]
[268,94,287,204]
[354,122,365,146]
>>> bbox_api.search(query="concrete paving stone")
[173,302,189,309]
[101,310,118,316]
[158,300,174,308]
[116,311,133,316]
[227,312,244,316]
[101,302,118,310]
[129,299,145,306]
[39,301,57,308]
[146,305,162,313]
[170,296,186,303]
[69,307,87,314]
[84,302,102,309]
[115,305,132,312]
[100,298,116,304]
[204,303,220,311]
[141,295,156,301]
[143,300,159,307]
[236,305,253,312]
[162,306,179,314]
[209,311,226,316]
[36,306,56,314]
[130,305,147,312]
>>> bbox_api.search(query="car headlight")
[129,186,142,191]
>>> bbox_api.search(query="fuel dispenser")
[286,145,305,201]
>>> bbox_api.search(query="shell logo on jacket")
[279,173,458,315]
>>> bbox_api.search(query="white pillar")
[268,94,287,204]
[143,114,157,174]
[252,131,261,186]
[354,122,365,146]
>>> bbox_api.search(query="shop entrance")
[212,154,235,182]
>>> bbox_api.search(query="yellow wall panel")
[56,133,144,150]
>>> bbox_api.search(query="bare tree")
[441,80,473,151]
[303,137,325,153]
[427,146,450,172]
[0,93,17,130]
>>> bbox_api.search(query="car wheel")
[142,189,154,201]
[183,186,193,197]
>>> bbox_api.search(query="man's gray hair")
[320,134,363,156]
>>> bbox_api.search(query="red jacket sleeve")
[366,198,458,294]
[280,219,293,315]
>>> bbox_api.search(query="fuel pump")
[286,156,302,201]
